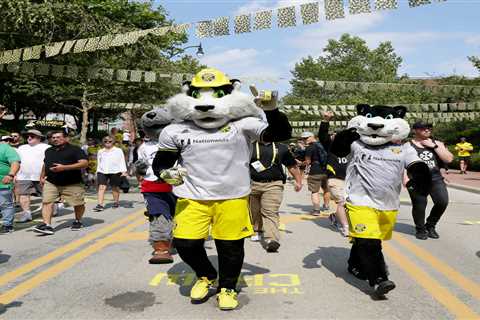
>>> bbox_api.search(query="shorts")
[42,181,85,206]
[143,192,176,220]
[307,174,328,193]
[328,178,345,204]
[345,203,398,240]
[173,197,254,241]
[16,180,42,196]
[97,172,121,187]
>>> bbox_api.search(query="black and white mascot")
[331,104,431,296]
[152,68,291,310]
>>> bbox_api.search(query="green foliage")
[468,56,480,73]
[0,0,203,132]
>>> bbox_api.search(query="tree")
[469,56,480,73]
[0,0,203,142]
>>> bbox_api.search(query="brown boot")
[149,241,173,264]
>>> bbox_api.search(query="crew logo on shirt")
[220,125,231,133]
[390,147,402,154]
[354,223,366,233]
[419,150,436,169]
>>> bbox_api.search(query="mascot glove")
[133,160,149,176]
[249,85,278,111]
[160,166,188,186]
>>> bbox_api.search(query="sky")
[156,0,480,95]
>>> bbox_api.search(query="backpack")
[313,142,328,167]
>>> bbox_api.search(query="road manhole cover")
[105,291,156,312]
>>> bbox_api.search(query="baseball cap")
[24,129,44,137]
[412,121,432,130]
[1,135,12,141]
[300,131,314,138]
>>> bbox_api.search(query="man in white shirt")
[15,130,50,222]
[94,136,127,211]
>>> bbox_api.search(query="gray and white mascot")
[152,68,291,310]
[331,104,431,296]
[135,107,176,264]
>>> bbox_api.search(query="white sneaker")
[17,212,32,223]
[250,233,262,242]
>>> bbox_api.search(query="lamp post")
[168,43,204,59]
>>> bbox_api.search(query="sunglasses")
[103,140,113,143]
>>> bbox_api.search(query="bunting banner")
[277,6,297,28]
[234,14,251,34]
[213,17,230,36]
[254,10,273,30]
[325,0,345,20]
[375,0,398,10]
[196,20,213,38]
[349,0,371,14]
[300,2,320,25]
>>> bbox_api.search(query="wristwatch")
[432,144,439,149]
[7,174,15,178]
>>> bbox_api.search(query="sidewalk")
[443,169,480,194]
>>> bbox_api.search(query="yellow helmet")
[190,68,231,88]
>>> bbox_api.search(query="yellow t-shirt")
[455,142,473,157]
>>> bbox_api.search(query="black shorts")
[97,173,122,187]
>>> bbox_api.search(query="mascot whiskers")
[331,104,431,297]
[152,68,291,310]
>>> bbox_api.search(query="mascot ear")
[393,106,407,118]
[181,81,191,94]
[356,104,370,115]
[231,79,241,90]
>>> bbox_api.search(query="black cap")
[412,121,432,130]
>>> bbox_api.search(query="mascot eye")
[366,113,373,118]
[385,114,394,120]
[191,90,201,99]
[213,89,225,98]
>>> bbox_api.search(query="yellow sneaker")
[190,277,214,301]
[217,288,238,310]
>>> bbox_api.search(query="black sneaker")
[112,202,119,209]
[0,225,13,234]
[265,240,280,253]
[426,226,439,239]
[415,229,428,240]
[374,280,396,296]
[33,223,54,235]
[71,220,83,231]
[93,204,104,212]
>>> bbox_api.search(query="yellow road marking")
[393,233,480,302]
[0,210,144,288]
[0,218,145,305]
[384,243,479,319]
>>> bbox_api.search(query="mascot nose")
[367,123,384,130]
[195,105,215,112]
[146,112,156,119]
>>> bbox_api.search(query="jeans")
[408,179,449,230]
[0,189,15,227]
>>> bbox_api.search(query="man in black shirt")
[34,131,88,235]
[304,132,330,215]
[249,141,302,252]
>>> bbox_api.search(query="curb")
[447,183,480,194]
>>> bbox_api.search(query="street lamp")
[169,43,204,58]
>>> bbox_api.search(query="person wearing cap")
[407,121,453,240]
[9,132,22,149]
[0,137,20,233]
[303,131,330,215]
[15,130,50,223]
[455,137,474,174]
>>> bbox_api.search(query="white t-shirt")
[96,147,127,174]
[137,141,158,182]
[123,132,130,142]
[158,117,268,200]
[345,141,420,210]
[16,143,50,181]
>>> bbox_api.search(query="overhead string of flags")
[0,0,447,64]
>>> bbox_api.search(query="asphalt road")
[0,183,479,319]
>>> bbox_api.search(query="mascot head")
[348,104,409,146]
[165,68,262,129]
[140,107,174,141]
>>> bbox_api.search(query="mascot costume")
[152,68,291,310]
[331,104,431,296]
[135,107,177,264]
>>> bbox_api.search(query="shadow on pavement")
[393,222,416,236]
[0,251,10,264]
[167,256,271,298]
[53,217,105,232]
[284,204,312,214]
[303,246,383,300]
[0,301,22,315]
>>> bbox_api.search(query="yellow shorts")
[346,203,398,240]
[173,197,254,240]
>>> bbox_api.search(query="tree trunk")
[80,88,89,145]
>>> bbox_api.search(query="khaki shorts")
[42,181,85,206]
[16,180,42,196]
[328,178,345,204]
[307,174,328,193]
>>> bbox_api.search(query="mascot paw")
[160,167,188,186]
[249,84,278,111]
[133,160,149,176]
